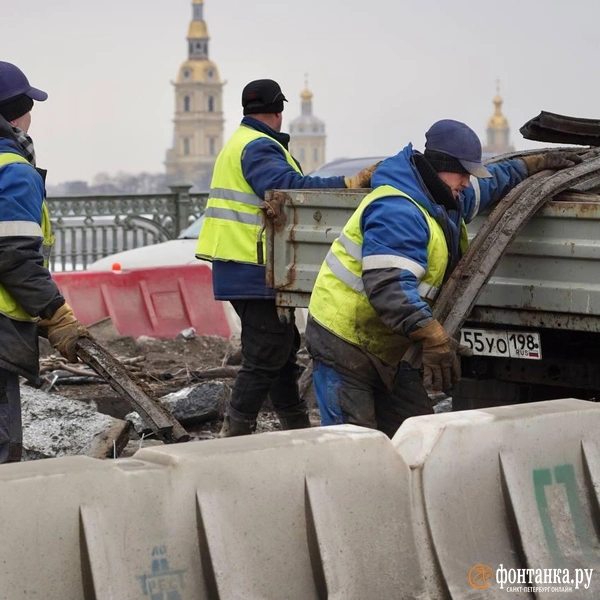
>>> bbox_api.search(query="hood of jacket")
[0,115,21,149]
[371,143,445,217]
[371,142,466,275]
[0,138,24,157]
[241,116,291,149]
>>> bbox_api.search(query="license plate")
[460,328,542,360]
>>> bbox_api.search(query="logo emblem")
[469,564,494,589]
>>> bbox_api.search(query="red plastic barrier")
[52,264,231,339]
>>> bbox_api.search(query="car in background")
[309,156,388,178]
[87,216,204,271]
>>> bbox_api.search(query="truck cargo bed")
[265,189,600,332]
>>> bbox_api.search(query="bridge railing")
[45,185,208,271]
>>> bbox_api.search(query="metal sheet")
[265,189,366,298]
[471,195,600,322]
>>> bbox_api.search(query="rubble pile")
[28,322,449,460]
[21,387,129,460]
[27,323,316,460]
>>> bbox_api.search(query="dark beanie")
[0,94,33,122]
[423,149,470,175]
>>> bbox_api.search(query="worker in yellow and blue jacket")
[307,119,581,438]
[197,78,378,437]
[0,62,88,462]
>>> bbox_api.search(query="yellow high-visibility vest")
[196,125,302,264]
[0,152,54,322]
[309,184,469,364]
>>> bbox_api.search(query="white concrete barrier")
[3,399,600,599]
[136,426,422,600]
[393,398,600,599]
[0,426,423,600]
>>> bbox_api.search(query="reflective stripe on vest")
[309,184,468,364]
[204,206,262,226]
[0,153,54,322]
[0,220,42,236]
[362,254,426,278]
[208,187,263,207]
[196,125,302,264]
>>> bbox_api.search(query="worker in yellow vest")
[197,79,379,437]
[306,119,582,438]
[0,62,89,463]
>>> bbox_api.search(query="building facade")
[165,0,224,190]
[289,81,326,174]
[482,85,514,159]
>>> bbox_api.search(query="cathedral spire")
[301,73,313,116]
[488,80,508,131]
[189,0,209,60]
[483,80,513,156]
[290,76,326,173]
[165,0,224,189]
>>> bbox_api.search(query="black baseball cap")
[425,119,491,178]
[242,79,287,115]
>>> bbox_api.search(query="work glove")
[344,161,381,189]
[38,302,89,363]
[522,152,582,176]
[409,320,473,392]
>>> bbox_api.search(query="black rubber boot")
[278,413,311,430]
[219,415,255,438]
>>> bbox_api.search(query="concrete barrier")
[4,400,600,599]
[393,398,600,599]
[0,426,423,600]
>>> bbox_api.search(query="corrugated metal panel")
[265,189,366,306]
[472,196,600,318]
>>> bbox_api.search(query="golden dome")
[301,87,313,102]
[192,0,203,3]
[488,92,508,130]
[188,20,208,39]
[177,60,221,84]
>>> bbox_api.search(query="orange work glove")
[38,302,89,363]
[409,320,473,392]
[344,161,382,188]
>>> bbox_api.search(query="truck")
[263,155,600,411]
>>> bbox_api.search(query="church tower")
[289,78,326,174]
[165,0,225,190]
[483,83,514,157]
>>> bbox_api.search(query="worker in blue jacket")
[197,79,379,436]
[0,62,88,462]
[307,119,581,438]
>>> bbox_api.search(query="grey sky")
[3,0,597,185]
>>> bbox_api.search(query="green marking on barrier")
[534,463,597,566]
[533,468,562,566]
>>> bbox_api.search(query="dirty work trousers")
[227,300,308,425]
[312,361,433,438]
[0,368,22,463]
